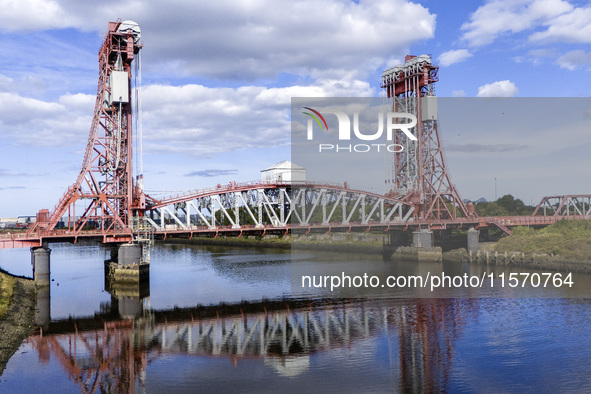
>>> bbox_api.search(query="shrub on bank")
[496,219,591,261]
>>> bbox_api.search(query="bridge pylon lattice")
[30,21,145,236]
[382,55,476,222]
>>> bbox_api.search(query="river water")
[1,242,591,393]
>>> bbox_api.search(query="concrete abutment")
[104,243,150,319]
[383,227,482,262]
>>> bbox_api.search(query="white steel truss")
[144,183,414,231]
[533,195,591,217]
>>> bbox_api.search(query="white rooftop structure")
[261,161,306,184]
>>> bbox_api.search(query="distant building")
[261,161,306,183]
[0,217,18,229]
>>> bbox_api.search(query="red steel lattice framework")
[30,21,146,236]
[382,55,476,222]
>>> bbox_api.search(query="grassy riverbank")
[163,234,291,249]
[0,274,16,319]
[495,219,591,262]
[0,272,36,376]
[163,232,386,254]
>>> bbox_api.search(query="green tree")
[475,194,534,216]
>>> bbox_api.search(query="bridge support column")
[467,228,479,252]
[413,229,433,248]
[32,247,51,286]
[32,246,51,330]
[118,243,142,265]
[383,229,441,262]
[105,244,149,319]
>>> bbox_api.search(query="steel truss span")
[533,195,591,217]
[145,182,415,235]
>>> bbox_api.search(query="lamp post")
[494,177,497,201]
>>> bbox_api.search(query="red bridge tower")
[31,20,145,235]
[381,55,476,221]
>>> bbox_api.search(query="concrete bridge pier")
[105,243,149,279]
[467,228,479,252]
[384,229,442,262]
[412,229,433,248]
[31,246,51,330]
[32,246,51,286]
[410,229,443,261]
[104,243,150,319]
[105,242,146,262]
[118,243,142,265]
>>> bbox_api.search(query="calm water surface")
[0,242,590,393]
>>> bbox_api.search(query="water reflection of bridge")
[30,298,475,393]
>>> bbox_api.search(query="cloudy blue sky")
[0,0,590,216]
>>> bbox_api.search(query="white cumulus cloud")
[0,0,72,31]
[557,50,591,70]
[140,79,373,157]
[461,0,573,47]
[438,49,472,66]
[0,91,94,146]
[529,6,591,43]
[477,80,519,97]
[0,0,436,82]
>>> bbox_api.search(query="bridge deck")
[2,214,589,249]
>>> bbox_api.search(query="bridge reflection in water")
[30,290,476,393]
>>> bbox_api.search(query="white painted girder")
[145,185,414,231]
[537,195,591,216]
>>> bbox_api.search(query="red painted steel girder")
[28,20,145,238]
[382,55,474,223]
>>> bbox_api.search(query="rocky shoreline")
[0,274,36,377]
[444,247,591,274]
